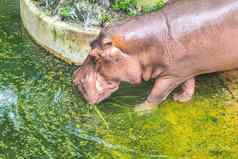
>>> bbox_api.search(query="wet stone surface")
[0,0,238,158]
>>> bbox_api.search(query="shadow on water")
[0,0,238,158]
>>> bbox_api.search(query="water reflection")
[0,87,20,129]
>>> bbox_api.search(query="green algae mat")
[0,0,238,158]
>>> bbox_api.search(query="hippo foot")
[173,92,193,102]
[173,78,195,102]
[134,101,158,114]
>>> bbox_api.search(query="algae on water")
[1,0,238,158]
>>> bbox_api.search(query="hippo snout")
[73,64,120,104]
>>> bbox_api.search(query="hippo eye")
[102,42,112,49]
[102,37,112,48]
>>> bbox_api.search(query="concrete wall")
[20,0,100,65]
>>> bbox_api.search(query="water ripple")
[0,87,20,129]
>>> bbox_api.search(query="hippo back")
[162,0,238,76]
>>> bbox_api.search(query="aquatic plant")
[112,0,138,16]
[32,0,166,26]
[139,0,166,13]
[113,0,166,15]
[32,0,113,26]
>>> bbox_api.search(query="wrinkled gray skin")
[74,0,238,112]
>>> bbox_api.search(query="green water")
[0,1,238,158]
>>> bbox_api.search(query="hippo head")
[90,28,143,85]
[93,47,142,85]
[73,28,143,104]
[73,61,120,104]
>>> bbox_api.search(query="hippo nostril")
[78,82,87,95]
[107,81,119,89]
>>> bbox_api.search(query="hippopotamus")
[73,0,238,112]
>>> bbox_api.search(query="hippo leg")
[135,77,183,112]
[173,78,195,102]
[142,66,153,81]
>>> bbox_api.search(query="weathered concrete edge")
[20,0,100,65]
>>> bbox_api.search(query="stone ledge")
[20,0,100,65]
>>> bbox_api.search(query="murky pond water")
[0,0,238,158]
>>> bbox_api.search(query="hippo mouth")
[73,64,120,104]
